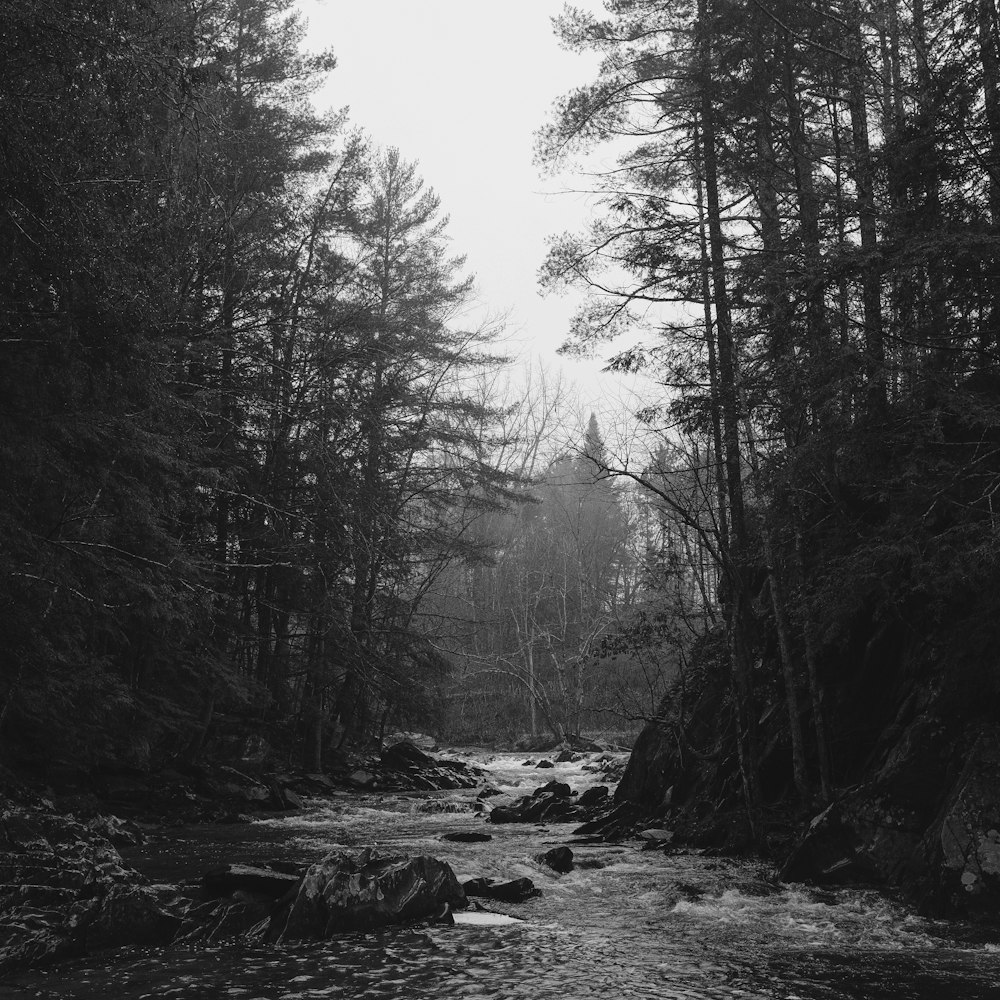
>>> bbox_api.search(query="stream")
[3,752,1000,999]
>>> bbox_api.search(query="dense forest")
[0,0,680,779]
[6,0,1000,868]
[537,0,1000,848]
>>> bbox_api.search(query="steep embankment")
[616,636,1000,921]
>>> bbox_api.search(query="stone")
[382,740,436,771]
[84,884,183,950]
[282,789,305,810]
[0,805,184,974]
[202,864,301,900]
[577,785,610,809]
[534,780,571,799]
[555,750,578,763]
[304,773,337,791]
[535,759,555,769]
[637,828,675,846]
[925,729,1000,917]
[272,848,466,941]
[536,846,574,873]
[462,877,541,903]
[489,790,584,825]
[441,831,492,843]
[348,770,376,789]
[572,802,643,839]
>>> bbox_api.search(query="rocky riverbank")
[615,674,1000,923]
[0,742,629,975]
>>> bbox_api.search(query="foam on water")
[7,748,1000,999]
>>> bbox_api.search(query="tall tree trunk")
[697,0,762,840]
[979,0,1000,359]
[695,128,731,557]
[846,0,887,413]
[782,32,833,422]
[752,30,812,803]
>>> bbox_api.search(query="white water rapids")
[4,751,1000,999]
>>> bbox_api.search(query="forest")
[9,2,1000,994]
[535,0,1000,843]
[0,0,680,781]
[4,0,1000,859]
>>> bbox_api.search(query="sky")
[296,1,646,432]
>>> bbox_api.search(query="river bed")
[3,752,1000,999]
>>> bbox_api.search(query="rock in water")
[489,790,584,825]
[536,846,574,873]
[273,848,466,940]
[577,785,609,810]
[637,828,675,847]
[381,740,436,771]
[534,780,572,799]
[441,831,492,843]
[462,877,541,902]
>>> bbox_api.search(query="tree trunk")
[697,0,762,840]
[846,0,887,414]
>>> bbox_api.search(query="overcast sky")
[296,1,644,425]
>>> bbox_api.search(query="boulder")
[376,744,481,792]
[488,790,582,825]
[281,788,305,810]
[577,785,610,810]
[302,773,337,792]
[0,804,184,974]
[384,732,438,752]
[637,828,675,848]
[555,750,579,763]
[462,877,541,903]
[348,770,377,790]
[918,728,1000,918]
[536,846,574,873]
[781,714,958,889]
[381,740,436,771]
[271,848,466,941]
[572,802,645,839]
[534,780,571,799]
[441,831,492,843]
[535,759,555,769]
[83,883,183,950]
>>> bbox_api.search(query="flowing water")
[4,752,1000,999]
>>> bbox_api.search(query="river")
[3,752,999,999]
